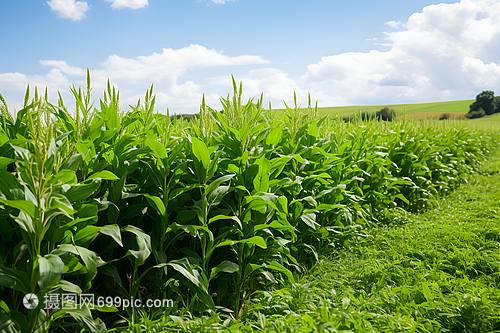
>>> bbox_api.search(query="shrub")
[376,107,396,121]
[465,107,486,119]
[439,113,450,120]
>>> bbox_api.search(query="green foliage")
[467,90,500,118]
[494,96,500,113]
[439,113,450,120]
[137,162,500,332]
[470,90,495,115]
[342,111,376,122]
[465,107,486,119]
[0,73,498,332]
[376,106,396,121]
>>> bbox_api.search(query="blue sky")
[1,0,499,114]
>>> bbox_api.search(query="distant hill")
[275,100,474,119]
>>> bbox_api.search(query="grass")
[472,112,500,122]
[135,152,500,332]
[274,100,474,118]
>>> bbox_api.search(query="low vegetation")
[0,73,498,332]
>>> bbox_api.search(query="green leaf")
[253,157,270,192]
[144,194,166,217]
[0,313,22,333]
[167,258,215,311]
[265,261,295,283]
[47,194,75,216]
[47,170,78,186]
[208,215,242,230]
[210,260,239,281]
[0,157,14,171]
[217,236,267,249]
[122,225,151,266]
[93,303,119,313]
[395,193,409,205]
[38,254,64,291]
[146,139,167,159]
[0,171,22,200]
[192,137,210,170]
[100,224,123,247]
[205,174,235,198]
[240,236,267,249]
[306,121,318,140]
[52,245,98,290]
[86,170,120,181]
[0,199,36,219]
[56,280,82,294]
[60,154,84,172]
[74,226,101,246]
[266,126,282,147]
[50,306,104,333]
[66,180,100,202]
[301,213,320,230]
[208,185,230,207]
[0,264,30,293]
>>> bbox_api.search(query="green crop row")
[0,74,498,332]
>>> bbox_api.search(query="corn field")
[0,73,498,332]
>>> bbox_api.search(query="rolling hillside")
[275,100,474,119]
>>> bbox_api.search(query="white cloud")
[92,44,269,84]
[210,0,237,3]
[6,0,500,114]
[47,0,90,21]
[303,0,500,105]
[0,69,69,93]
[0,69,71,111]
[39,60,86,76]
[104,0,149,10]
[0,45,271,114]
[385,20,405,29]
[462,57,500,87]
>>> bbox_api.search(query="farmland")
[274,99,474,119]
[0,76,499,332]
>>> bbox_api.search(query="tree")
[376,107,396,121]
[469,90,495,115]
[494,96,500,113]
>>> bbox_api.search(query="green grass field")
[320,99,473,117]
[275,99,474,118]
[473,112,500,122]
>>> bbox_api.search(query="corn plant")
[0,74,498,332]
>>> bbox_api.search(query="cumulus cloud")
[92,44,269,84]
[39,60,86,76]
[0,69,69,93]
[302,0,500,105]
[385,20,405,29]
[0,45,271,114]
[47,0,90,21]
[0,69,71,110]
[6,0,500,113]
[104,0,149,10]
